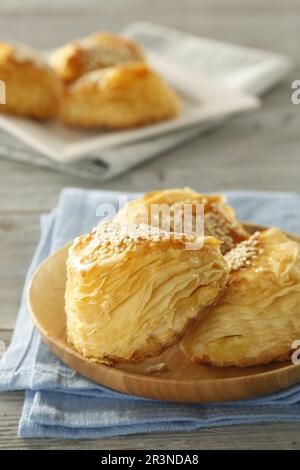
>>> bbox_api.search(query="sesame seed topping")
[88,221,194,257]
[225,231,264,272]
[204,204,238,253]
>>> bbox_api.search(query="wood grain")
[0,0,300,449]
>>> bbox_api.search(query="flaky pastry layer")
[180,228,300,367]
[50,32,144,83]
[115,188,249,253]
[0,42,62,119]
[65,222,228,364]
[59,62,180,128]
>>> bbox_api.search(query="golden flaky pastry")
[65,222,228,365]
[180,228,300,367]
[0,42,62,119]
[50,32,144,83]
[59,62,180,128]
[115,188,249,253]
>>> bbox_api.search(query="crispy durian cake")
[59,62,180,128]
[0,41,62,119]
[65,222,228,365]
[50,32,144,83]
[115,188,249,253]
[180,228,300,367]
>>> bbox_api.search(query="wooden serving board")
[27,223,300,403]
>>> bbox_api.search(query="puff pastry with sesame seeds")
[115,188,249,254]
[49,32,144,83]
[0,42,62,119]
[65,221,228,365]
[180,228,300,367]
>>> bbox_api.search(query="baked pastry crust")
[0,42,62,119]
[65,222,228,365]
[50,32,144,83]
[115,188,249,253]
[180,228,300,367]
[59,61,180,128]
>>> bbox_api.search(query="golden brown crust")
[180,228,300,367]
[190,348,292,368]
[115,188,249,253]
[50,32,144,83]
[65,222,228,365]
[59,62,180,129]
[0,42,62,119]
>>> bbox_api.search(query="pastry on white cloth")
[50,32,144,83]
[0,41,62,119]
[59,62,180,128]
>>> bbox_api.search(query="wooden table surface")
[0,0,300,450]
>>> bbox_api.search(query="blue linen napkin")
[1,188,300,439]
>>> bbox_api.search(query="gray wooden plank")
[0,0,296,10]
[0,2,297,53]
[0,213,41,328]
[1,0,299,16]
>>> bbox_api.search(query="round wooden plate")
[27,223,300,403]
